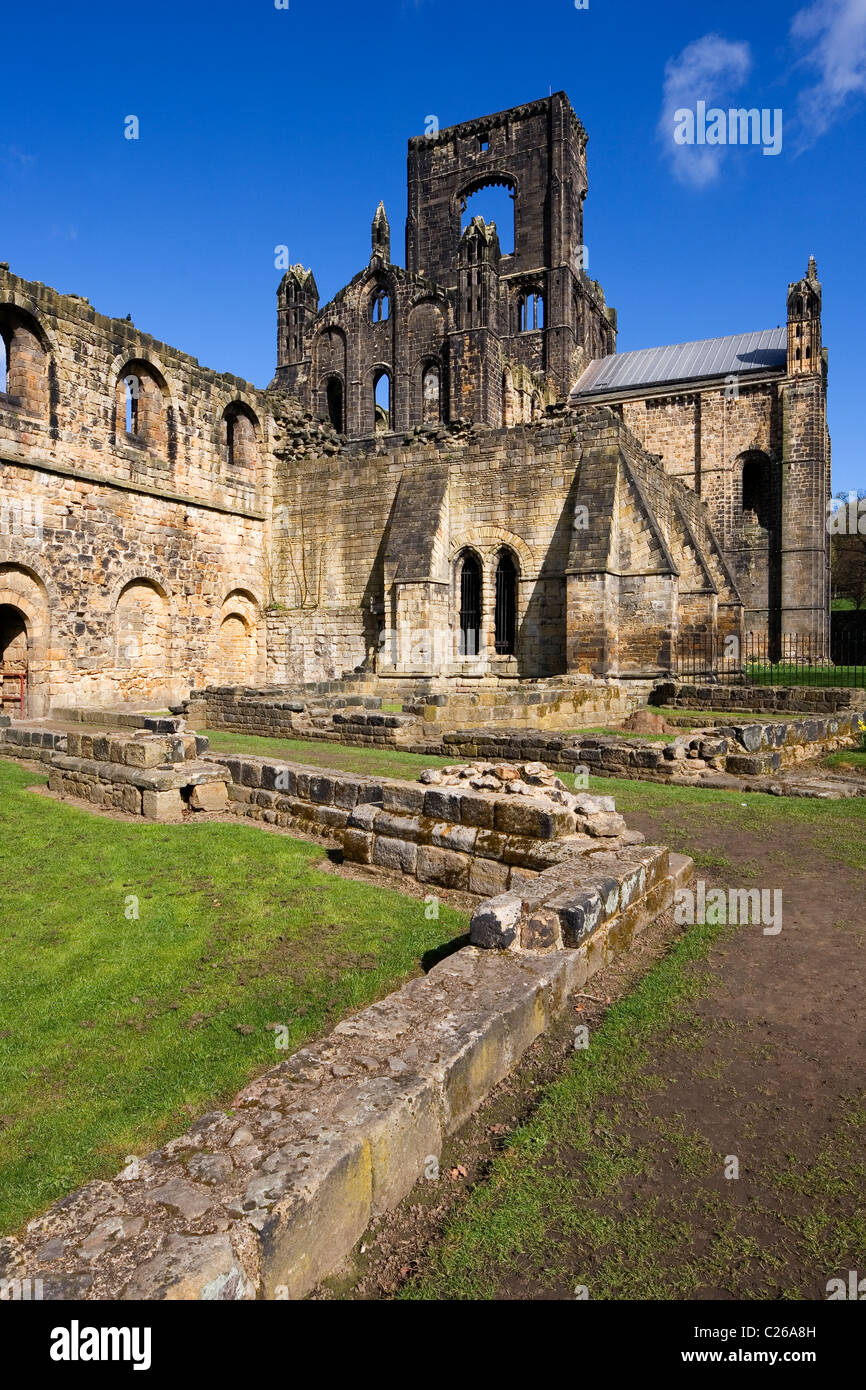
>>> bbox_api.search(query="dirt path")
[322,793,866,1301]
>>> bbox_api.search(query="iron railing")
[676,630,866,689]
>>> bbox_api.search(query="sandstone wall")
[0,266,270,714]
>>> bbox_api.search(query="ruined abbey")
[0,93,831,719]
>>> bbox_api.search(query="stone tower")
[786,255,822,376]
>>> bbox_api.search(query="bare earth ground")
[316,796,866,1301]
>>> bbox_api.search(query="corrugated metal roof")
[570,327,787,400]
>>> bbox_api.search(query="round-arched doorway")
[0,603,28,717]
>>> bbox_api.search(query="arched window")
[494,550,518,656]
[460,181,516,253]
[326,376,344,432]
[519,293,544,332]
[422,362,440,423]
[224,404,258,472]
[371,290,390,323]
[458,551,482,658]
[116,360,170,454]
[374,370,391,431]
[124,375,140,435]
[0,307,50,414]
[742,453,771,530]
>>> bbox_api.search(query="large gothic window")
[519,292,544,331]
[371,290,390,323]
[494,550,517,655]
[458,551,482,657]
[374,370,391,431]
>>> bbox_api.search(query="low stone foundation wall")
[208,754,640,894]
[652,681,866,716]
[471,842,681,955]
[407,680,639,730]
[0,731,691,1301]
[441,711,860,784]
[0,724,67,761]
[185,677,642,749]
[45,726,229,821]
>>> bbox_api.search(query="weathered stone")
[189,781,229,812]
[470,893,522,949]
[122,1234,255,1301]
[142,789,184,822]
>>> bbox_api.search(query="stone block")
[142,789,184,822]
[468,857,510,897]
[380,783,425,815]
[493,798,573,840]
[430,822,477,854]
[470,893,522,949]
[372,836,418,874]
[416,844,470,890]
[343,828,373,864]
[373,811,425,844]
[422,788,463,822]
[189,781,229,812]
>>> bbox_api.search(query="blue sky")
[1,0,864,489]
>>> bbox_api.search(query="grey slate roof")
[570,327,787,400]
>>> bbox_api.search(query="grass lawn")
[565,726,676,743]
[401,783,866,1300]
[0,759,466,1236]
[200,729,454,781]
[746,663,866,688]
[826,749,866,771]
[573,772,866,871]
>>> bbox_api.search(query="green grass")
[570,773,866,872]
[402,781,866,1300]
[200,729,455,780]
[565,726,676,743]
[826,750,866,771]
[0,760,466,1235]
[745,663,866,688]
[402,912,734,1300]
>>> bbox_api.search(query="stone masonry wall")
[0,265,269,714]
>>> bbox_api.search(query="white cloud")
[658,34,753,188]
[791,0,866,142]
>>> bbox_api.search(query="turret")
[457,216,500,331]
[371,202,391,265]
[787,256,822,376]
[278,265,318,369]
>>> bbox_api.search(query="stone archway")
[0,565,51,716]
[0,603,28,717]
[214,589,262,685]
